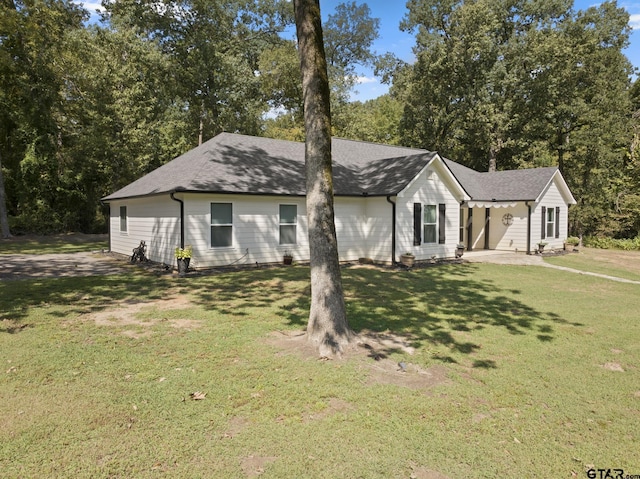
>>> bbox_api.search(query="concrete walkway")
[464,251,640,285]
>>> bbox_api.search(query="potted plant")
[564,236,579,251]
[456,243,465,258]
[175,245,192,277]
[283,250,293,265]
[537,241,547,253]
[400,252,415,267]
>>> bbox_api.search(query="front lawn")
[544,247,640,282]
[0,233,108,254]
[1,254,638,478]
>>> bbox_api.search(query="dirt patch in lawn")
[240,455,277,477]
[87,295,200,336]
[266,330,450,392]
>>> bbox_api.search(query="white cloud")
[354,76,377,85]
[629,13,640,30]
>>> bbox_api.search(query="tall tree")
[0,151,10,238]
[0,0,87,233]
[294,0,351,357]
[260,2,381,139]
[102,0,290,144]
[397,0,633,237]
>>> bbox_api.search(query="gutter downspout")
[386,196,396,265]
[525,201,532,255]
[170,191,185,249]
[100,200,110,252]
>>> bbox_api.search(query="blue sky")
[79,0,640,102]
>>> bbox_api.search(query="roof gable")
[443,159,567,202]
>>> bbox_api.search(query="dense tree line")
[0,0,638,239]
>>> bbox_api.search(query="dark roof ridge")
[331,135,433,153]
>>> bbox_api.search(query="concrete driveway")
[0,252,129,281]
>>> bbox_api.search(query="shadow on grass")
[0,274,168,332]
[184,263,581,367]
[1,263,582,369]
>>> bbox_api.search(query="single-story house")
[101,132,576,268]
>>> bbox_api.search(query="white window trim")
[546,207,555,238]
[279,204,297,246]
[210,202,233,248]
[119,206,128,234]
[423,204,437,244]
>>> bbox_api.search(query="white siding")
[108,196,181,264]
[182,194,310,268]
[363,197,393,263]
[532,178,570,250]
[334,198,367,260]
[396,165,461,260]
[108,163,475,267]
[489,204,530,251]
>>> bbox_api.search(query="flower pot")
[283,256,293,265]
[177,258,190,277]
[456,245,465,258]
[400,254,415,267]
[537,244,546,253]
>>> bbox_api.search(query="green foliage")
[334,95,403,144]
[175,245,193,259]
[397,0,635,236]
[565,236,580,246]
[583,235,640,251]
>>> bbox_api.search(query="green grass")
[1,254,639,478]
[544,248,640,282]
[0,233,108,254]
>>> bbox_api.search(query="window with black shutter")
[438,204,446,244]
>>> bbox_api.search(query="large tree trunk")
[294,0,351,357]
[0,151,12,238]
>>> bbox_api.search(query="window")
[423,205,437,243]
[119,206,127,232]
[546,207,555,238]
[211,203,232,247]
[279,204,297,245]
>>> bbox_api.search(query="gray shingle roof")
[443,159,559,201]
[102,132,561,203]
[102,133,437,200]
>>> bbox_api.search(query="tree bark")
[294,0,351,357]
[0,150,12,238]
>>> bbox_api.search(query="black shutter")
[541,206,546,240]
[438,203,446,244]
[555,207,560,238]
[413,203,422,246]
